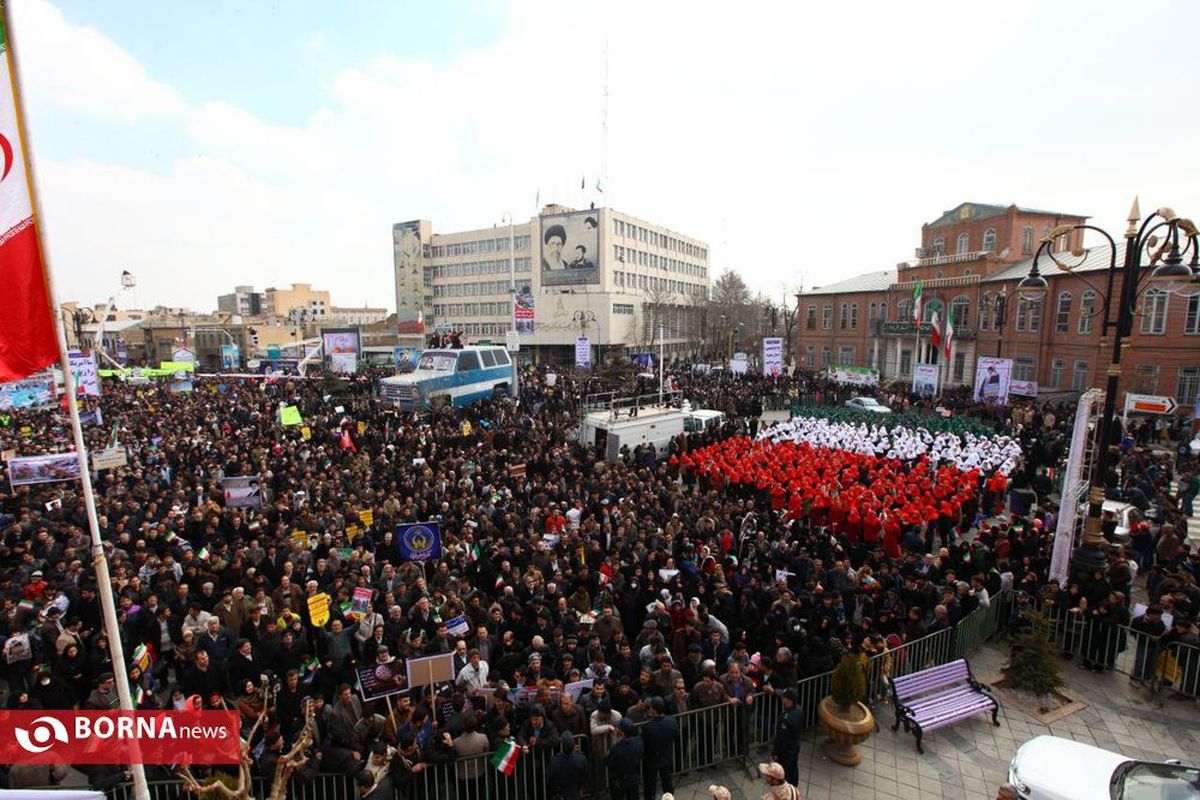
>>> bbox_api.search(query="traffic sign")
[1124,393,1178,417]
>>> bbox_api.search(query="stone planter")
[817,696,874,766]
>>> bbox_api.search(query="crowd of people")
[0,360,1196,799]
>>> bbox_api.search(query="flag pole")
[1,4,150,798]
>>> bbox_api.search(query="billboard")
[321,328,361,356]
[330,352,358,374]
[393,221,426,335]
[514,284,535,333]
[0,375,54,410]
[540,210,600,286]
[974,356,1013,405]
[7,452,81,488]
[762,337,784,377]
[67,350,101,396]
[912,364,939,398]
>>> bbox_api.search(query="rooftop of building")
[925,202,1088,229]
[804,270,898,296]
[983,240,1129,283]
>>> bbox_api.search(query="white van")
[380,346,514,410]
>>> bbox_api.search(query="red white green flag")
[0,14,58,381]
[490,739,521,775]
[929,309,942,349]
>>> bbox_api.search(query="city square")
[0,3,1199,800]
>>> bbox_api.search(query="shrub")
[1003,611,1066,704]
[830,652,866,710]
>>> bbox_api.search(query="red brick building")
[795,201,1200,413]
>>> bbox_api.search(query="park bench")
[890,658,999,753]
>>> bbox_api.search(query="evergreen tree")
[1003,611,1066,711]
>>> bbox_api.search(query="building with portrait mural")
[794,201,1200,413]
[393,205,711,365]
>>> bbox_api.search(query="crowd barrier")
[104,590,1200,799]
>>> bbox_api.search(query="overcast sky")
[13,0,1200,312]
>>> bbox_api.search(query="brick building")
[795,201,1200,413]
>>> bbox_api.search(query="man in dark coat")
[772,688,805,786]
[606,719,643,800]
[640,697,678,800]
[545,731,587,800]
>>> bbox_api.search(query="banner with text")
[912,363,939,397]
[762,337,784,377]
[973,356,1013,406]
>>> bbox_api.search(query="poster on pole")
[406,652,455,691]
[912,364,939,398]
[396,521,442,562]
[222,476,263,508]
[67,350,101,396]
[514,284,534,334]
[220,344,240,371]
[6,453,81,488]
[357,658,409,701]
[393,221,427,335]
[762,337,784,377]
[973,356,1013,405]
[575,337,591,368]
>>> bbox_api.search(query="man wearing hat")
[772,688,804,786]
[758,761,800,800]
[607,718,643,800]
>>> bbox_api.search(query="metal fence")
[103,594,1015,800]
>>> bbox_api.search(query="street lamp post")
[980,292,1008,358]
[501,212,519,397]
[1016,198,1199,578]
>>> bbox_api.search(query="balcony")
[911,250,990,268]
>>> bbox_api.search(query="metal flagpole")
[2,5,150,796]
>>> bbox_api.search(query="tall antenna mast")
[600,37,609,199]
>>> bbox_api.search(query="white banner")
[91,447,128,471]
[912,364,939,397]
[728,357,749,375]
[828,365,879,387]
[1010,380,1038,398]
[575,336,591,368]
[973,356,1013,405]
[762,337,784,377]
[67,350,101,396]
[1050,388,1100,584]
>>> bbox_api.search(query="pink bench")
[890,658,999,753]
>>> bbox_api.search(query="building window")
[1049,359,1064,389]
[806,305,817,330]
[953,351,966,382]
[822,304,833,330]
[1023,225,1035,254]
[950,295,969,328]
[1135,364,1160,394]
[850,304,858,329]
[1072,360,1089,391]
[982,228,997,252]
[1078,290,1096,334]
[868,303,877,325]
[1016,298,1042,332]
[612,303,634,315]
[1186,294,1200,335]
[805,345,815,367]
[1055,292,1072,333]
[838,347,854,365]
[898,299,910,321]
[1140,289,1168,334]
[839,304,849,330]
[979,294,992,331]
[1013,357,1035,382]
[899,349,912,376]
[956,232,970,255]
[932,237,945,256]
[879,301,888,322]
[821,346,832,367]
[1179,367,1200,406]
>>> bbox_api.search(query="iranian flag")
[490,739,521,775]
[468,542,481,562]
[929,310,942,349]
[911,281,923,325]
[0,15,59,381]
[944,312,955,359]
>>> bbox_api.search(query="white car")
[1008,736,1199,799]
[844,396,891,414]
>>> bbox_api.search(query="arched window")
[956,232,970,255]
[1023,225,1035,254]
[1055,292,1072,333]
[1141,289,1169,334]
[950,294,970,328]
[932,237,945,256]
[982,228,997,252]
[1078,290,1096,334]
[879,301,888,323]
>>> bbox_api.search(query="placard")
[405,652,455,690]
[575,337,591,368]
[68,350,101,396]
[307,593,331,627]
[223,476,263,508]
[762,337,784,377]
[912,364,939,398]
[357,659,409,701]
[91,447,128,471]
[973,356,1013,406]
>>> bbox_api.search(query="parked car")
[1008,735,1199,799]
[844,396,891,414]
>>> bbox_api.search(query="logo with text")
[0,711,240,764]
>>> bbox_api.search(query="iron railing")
[100,592,1027,800]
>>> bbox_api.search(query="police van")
[380,346,514,410]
